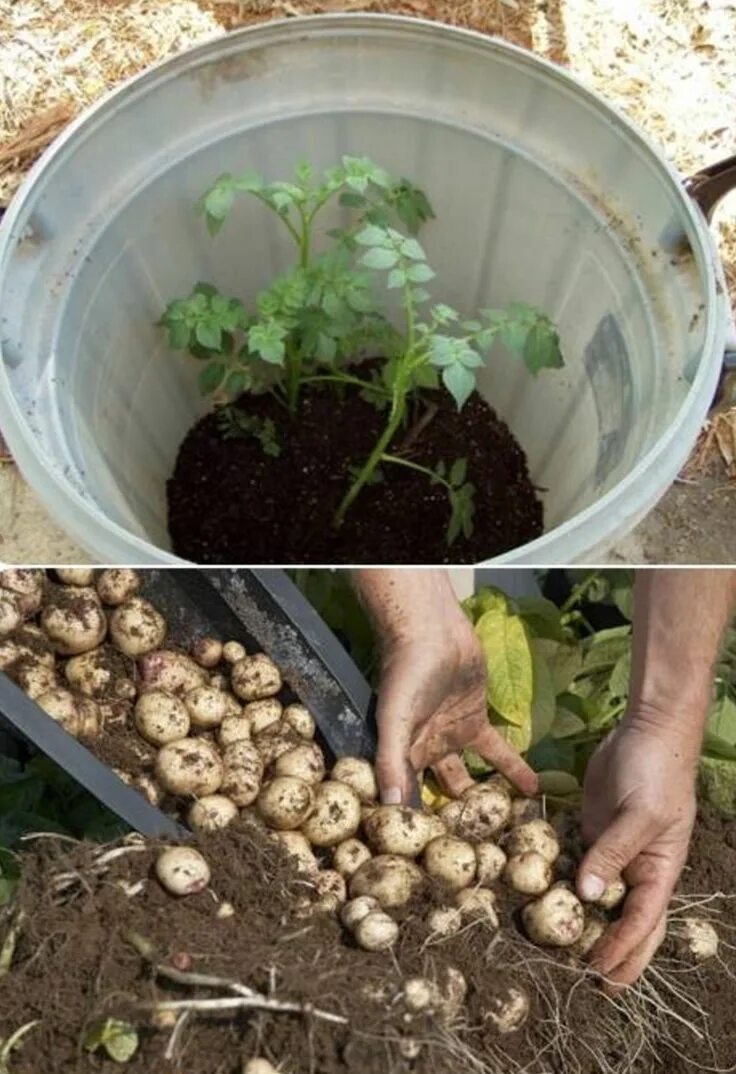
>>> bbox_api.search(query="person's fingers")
[577,808,657,902]
[433,753,474,798]
[471,723,539,796]
[597,915,667,992]
[374,664,419,805]
[589,865,674,980]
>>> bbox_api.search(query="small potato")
[136,774,162,807]
[510,797,543,827]
[504,852,552,896]
[507,820,560,864]
[253,726,302,768]
[349,855,423,908]
[522,886,585,947]
[270,831,318,875]
[282,703,315,739]
[222,641,246,664]
[0,570,44,617]
[272,742,325,785]
[155,738,224,797]
[333,838,372,878]
[188,795,239,832]
[109,597,167,657]
[37,687,96,738]
[593,878,627,910]
[436,966,467,1023]
[96,569,140,606]
[244,699,283,735]
[138,650,208,696]
[191,636,223,668]
[399,1039,421,1061]
[570,917,606,959]
[56,568,95,586]
[332,757,378,804]
[455,888,499,927]
[219,715,251,748]
[65,647,134,700]
[243,1060,280,1074]
[404,978,437,1013]
[41,588,107,655]
[354,911,399,951]
[423,837,476,891]
[14,660,59,700]
[363,806,435,857]
[135,690,190,746]
[301,781,361,847]
[0,592,22,637]
[427,906,463,938]
[156,846,210,896]
[485,986,529,1034]
[221,741,264,807]
[674,917,719,963]
[341,895,380,931]
[231,654,282,701]
[476,842,507,885]
[314,869,347,905]
[257,776,314,830]
[184,685,230,730]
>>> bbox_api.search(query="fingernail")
[382,786,402,805]
[579,874,606,901]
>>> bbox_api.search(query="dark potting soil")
[2,808,735,1074]
[167,381,543,564]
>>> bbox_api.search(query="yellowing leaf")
[476,605,533,728]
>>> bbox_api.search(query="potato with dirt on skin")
[455,888,499,927]
[363,805,436,858]
[282,703,315,739]
[220,740,264,806]
[523,884,585,947]
[507,819,560,864]
[673,917,719,963]
[427,905,462,938]
[270,831,318,875]
[95,568,140,606]
[510,797,543,827]
[13,660,59,700]
[231,653,282,701]
[218,714,252,748]
[333,838,372,878]
[475,842,507,885]
[569,916,606,959]
[156,846,210,896]
[222,640,246,665]
[184,685,232,729]
[243,698,283,735]
[341,895,380,931]
[0,626,55,671]
[190,636,223,668]
[504,852,553,896]
[109,596,167,657]
[354,911,399,951]
[138,650,208,696]
[423,836,477,891]
[301,780,361,847]
[135,690,190,746]
[331,756,378,804]
[257,776,314,830]
[188,795,239,832]
[485,986,530,1034]
[65,647,135,700]
[459,782,512,839]
[41,588,107,655]
[272,742,326,785]
[0,591,23,637]
[436,966,467,1023]
[37,687,101,739]
[253,725,302,768]
[155,738,224,797]
[55,568,95,587]
[0,570,44,617]
[313,869,347,905]
[349,854,423,908]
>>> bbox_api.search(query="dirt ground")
[1,0,735,564]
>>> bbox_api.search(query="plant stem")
[297,204,311,269]
[334,401,405,527]
[561,571,602,615]
[380,452,449,491]
[300,373,390,398]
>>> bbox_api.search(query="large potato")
[0,570,44,617]
[55,569,95,586]
[0,626,55,671]
[332,757,378,804]
[109,597,167,657]
[441,784,511,841]
[155,738,224,796]
[220,740,264,806]
[95,569,140,606]
[301,781,361,847]
[257,777,314,831]
[65,646,134,700]
[423,837,476,891]
[504,852,552,895]
[349,855,423,908]
[135,690,190,746]
[231,654,282,701]
[522,886,585,947]
[138,650,208,696]
[272,743,325,785]
[41,587,107,655]
[363,806,435,857]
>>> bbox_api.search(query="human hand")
[576,715,697,989]
[373,615,539,805]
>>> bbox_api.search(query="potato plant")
[161,158,564,546]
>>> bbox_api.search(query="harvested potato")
[253,726,302,768]
[504,852,553,895]
[333,838,372,878]
[593,878,627,910]
[222,641,246,664]
[282,703,316,739]
[570,917,606,959]
[485,986,530,1034]
[314,869,347,906]
[363,806,435,857]
[436,966,467,1022]
[138,650,208,696]
[455,888,499,927]
[37,688,101,738]
[0,592,22,637]
[243,698,283,736]
[456,783,512,839]
[0,627,55,671]
[476,842,507,885]
[510,797,543,827]
[0,570,44,617]
[270,831,318,875]
[354,911,399,951]
[423,837,476,891]
[523,886,585,947]
[156,846,210,896]
[349,855,423,908]
[109,597,167,657]
[184,685,230,730]
[191,636,223,668]
[136,774,162,807]
[135,690,190,746]
[507,820,560,864]
[65,646,134,700]
[332,757,378,804]
[272,742,325,785]
[221,741,264,807]
[231,654,282,701]
[404,978,436,1013]
[188,795,239,832]
[219,715,251,748]
[96,569,140,606]
[41,588,107,655]
[340,895,380,931]
[155,738,224,797]
[672,918,719,964]
[257,777,314,830]
[301,781,361,847]
[243,1060,280,1074]
[427,906,463,938]
[14,660,59,699]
